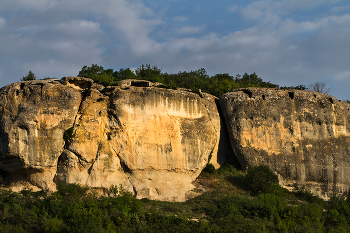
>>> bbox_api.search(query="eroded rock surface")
[0,78,219,201]
[220,88,350,199]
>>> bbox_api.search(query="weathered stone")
[0,79,82,190]
[106,86,217,201]
[0,78,219,201]
[60,77,93,90]
[220,88,350,199]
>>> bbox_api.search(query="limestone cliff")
[0,77,220,201]
[220,88,350,199]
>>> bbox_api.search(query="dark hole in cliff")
[313,94,317,98]
[131,80,150,87]
[243,89,252,98]
[262,95,266,100]
[20,83,25,90]
[0,168,9,184]
[288,92,295,99]
[329,98,334,104]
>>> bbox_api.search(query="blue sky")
[1,0,350,99]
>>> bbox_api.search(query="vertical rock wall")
[220,88,350,199]
[0,78,220,201]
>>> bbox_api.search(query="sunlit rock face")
[220,88,350,200]
[0,78,221,201]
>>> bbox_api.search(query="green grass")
[0,165,349,232]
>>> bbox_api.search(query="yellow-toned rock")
[0,79,81,190]
[0,78,220,201]
[220,88,350,199]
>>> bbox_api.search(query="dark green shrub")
[56,183,90,199]
[81,88,91,100]
[245,165,279,194]
[294,185,324,204]
[63,126,74,142]
[202,163,216,174]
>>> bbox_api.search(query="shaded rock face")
[0,78,220,201]
[220,88,350,199]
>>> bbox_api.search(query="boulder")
[0,78,219,201]
[220,88,350,199]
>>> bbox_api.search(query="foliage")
[308,81,331,94]
[63,126,74,142]
[78,64,280,98]
[245,165,279,194]
[1,166,350,232]
[235,72,279,88]
[81,88,91,100]
[202,163,216,174]
[114,68,137,81]
[21,70,36,81]
[78,64,115,86]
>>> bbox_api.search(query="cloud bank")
[0,0,349,99]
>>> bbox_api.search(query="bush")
[245,165,279,194]
[202,164,216,174]
[81,88,91,100]
[63,126,74,142]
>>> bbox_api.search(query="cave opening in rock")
[288,92,295,99]
[243,89,253,98]
[0,168,9,184]
[131,81,150,87]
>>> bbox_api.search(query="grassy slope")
[0,164,349,232]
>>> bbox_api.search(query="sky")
[0,0,350,99]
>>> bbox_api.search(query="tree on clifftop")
[78,64,114,86]
[21,70,36,81]
[308,81,330,94]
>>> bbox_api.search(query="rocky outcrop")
[220,88,350,199]
[0,78,220,201]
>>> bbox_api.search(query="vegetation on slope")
[0,164,349,232]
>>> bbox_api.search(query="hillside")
[0,163,349,232]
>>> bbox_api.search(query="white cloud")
[0,0,349,100]
[173,26,204,35]
[0,18,5,28]
[228,5,239,13]
[282,0,343,10]
[173,15,188,22]
[331,4,350,12]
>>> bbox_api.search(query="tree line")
[21,64,330,98]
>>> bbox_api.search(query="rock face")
[0,77,219,201]
[220,88,350,199]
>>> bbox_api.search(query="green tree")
[208,73,239,97]
[235,72,278,88]
[21,70,36,81]
[78,64,114,86]
[245,165,279,194]
[114,68,137,81]
[136,64,164,83]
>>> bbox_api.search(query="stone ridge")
[220,87,350,199]
[0,77,224,201]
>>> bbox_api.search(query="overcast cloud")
[0,0,349,99]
